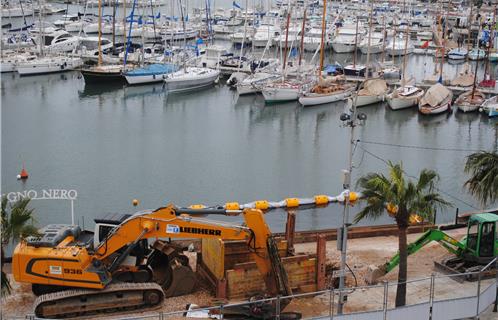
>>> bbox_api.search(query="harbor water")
[2,51,497,233]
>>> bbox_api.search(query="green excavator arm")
[366,229,466,284]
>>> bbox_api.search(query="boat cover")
[450,72,474,87]
[419,83,451,107]
[358,79,387,96]
[126,63,178,76]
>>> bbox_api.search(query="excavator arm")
[366,229,466,284]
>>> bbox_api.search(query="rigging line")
[358,145,479,210]
[358,139,485,152]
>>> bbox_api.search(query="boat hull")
[17,58,82,76]
[356,94,384,107]
[387,91,424,110]
[299,89,352,106]
[81,70,125,84]
[262,87,300,103]
[164,69,220,93]
[125,74,168,85]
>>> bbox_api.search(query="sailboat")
[164,67,220,92]
[454,33,486,113]
[386,24,424,110]
[298,0,355,107]
[343,17,366,77]
[262,8,302,103]
[163,0,219,92]
[418,82,453,114]
[16,0,82,76]
[355,4,388,107]
[124,64,178,85]
[80,0,126,84]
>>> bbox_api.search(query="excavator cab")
[465,214,497,261]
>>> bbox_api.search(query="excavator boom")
[366,228,465,284]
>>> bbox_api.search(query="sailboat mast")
[112,0,116,53]
[483,6,495,81]
[98,0,103,66]
[381,15,386,64]
[299,7,306,67]
[401,25,409,87]
[439,0,448,83]
[282,9,291,80]
[37,0,43,56]
[352,16,358,68]
[318,0,326,79]
[123,0,127,50]
[238,0,249,70]
[365,1,373,80]
[466,4,473,63]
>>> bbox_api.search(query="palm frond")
[464,151,498,206]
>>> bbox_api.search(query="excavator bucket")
[149,240,197,297]
[365,264,388,285]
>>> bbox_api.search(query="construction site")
[1,200,498,319]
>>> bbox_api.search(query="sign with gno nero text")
[2,189,78,202]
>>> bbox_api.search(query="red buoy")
[19,165,28,180]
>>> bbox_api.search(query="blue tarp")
[324,64,337,74]
[125,63,178,76]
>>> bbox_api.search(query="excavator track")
[34,282,164,318]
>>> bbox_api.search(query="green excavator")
[366,213,498,284]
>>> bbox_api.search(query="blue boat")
[124,63,178,85]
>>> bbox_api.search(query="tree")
[1,196,39,297]
[464,151,498,207]
[354,162,450,307]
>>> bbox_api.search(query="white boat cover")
[419,83,451,107]
[358,79,388,96]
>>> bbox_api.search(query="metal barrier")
[6,258,498,320]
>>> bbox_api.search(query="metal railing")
[7,258,498,320]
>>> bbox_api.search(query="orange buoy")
[19,165,28,180]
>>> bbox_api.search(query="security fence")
[10,258,498,320]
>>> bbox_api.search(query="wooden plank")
[201,238,225,280]
[273,223,434,244]
[285,212,296,255]
[316,235,326,290]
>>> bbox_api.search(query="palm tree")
[354,162,449,307]
[464,151,498,207]
[1,196,39,296]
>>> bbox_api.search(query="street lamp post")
[337,81,367,314]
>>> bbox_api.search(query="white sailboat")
[236,72,280,95]
[299,0,355,106]
[387,84,425,110]
[299,77,355,106]
[164,67,220,92]
[355,6,388,107]
[418,83,453,114]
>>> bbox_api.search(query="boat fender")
[153,74,156,79]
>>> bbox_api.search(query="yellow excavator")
[12,205,295,319]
